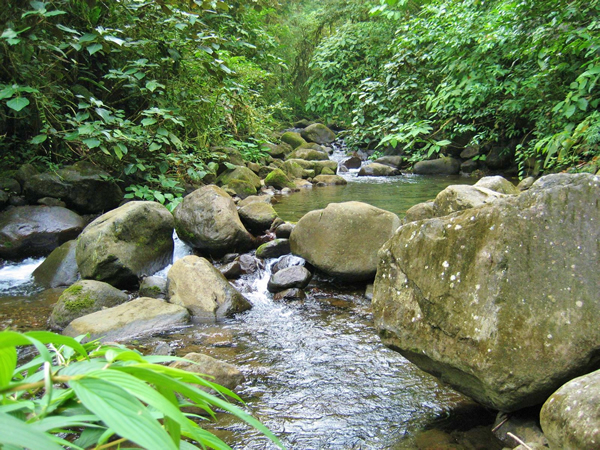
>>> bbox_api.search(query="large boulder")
[216,165,261,190]
[267,266,312,293]
[0,206,86,259]
[358,163,399,177]
[373,173,600,412]
[281,131,306,149]
[32,240,79,288]
[63,297,189,342]
[375,156,403,168]
[167,255,252,322]
[432,184,507,217]
[301,123,335,145]
[238,202,278,234]
[264,169,295,190]
[173,185,254,255]
[48,280,128,330]
[474,176,520,195]
[413,157,461,175]
[541,369,600,450]
[286,148,329,161]
[312,175,347,186]
[290,202,400,281]
[76,201,174,288]
[24,161,122,214]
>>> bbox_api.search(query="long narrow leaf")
[0,346,17,389]
[0,411,64,450]
[25,331,88,359]
[69,377,178,450]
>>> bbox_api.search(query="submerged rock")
[76,201,174,289]
[170,352,245,393]
[290,201,400,281]
[373,173,600,412]
[63,297,189,342]
[0,206,86,259]
[49,280,128,330]
[167,255,251,322]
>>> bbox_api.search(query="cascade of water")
[0,257,44,295]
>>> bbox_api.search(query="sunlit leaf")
[0,347,17,389]
[87,43,103,55]
[0,411,63,450]
[6,97,29,112]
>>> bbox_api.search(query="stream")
[0,152,499,449]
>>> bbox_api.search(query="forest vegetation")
[1,0,599,203]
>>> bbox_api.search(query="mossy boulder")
[287,148,330,161]
[49,280,128,330]
[290,201,400,281]
[373,173,600,412]
[320,167,336,176]
[24,161,122,214]
[238,202,278,234]
[216,165,261,190]
[173,185,254,255]
[312,160,338,175]
[33,240,79,288]
[264,169,295,190]
[139,276,167,299]
[312,175,347,186]
[0,206,86,260]
[167,255,252,322]
[281,131,306,149]
[255,239,291,259]
[301,123,335,145]
[265,142,293,159]
[224,179,257,199]
[282,160,305,179]
[76,201,174,289]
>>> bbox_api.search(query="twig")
[507,432,533,450]
[491,414,509,433]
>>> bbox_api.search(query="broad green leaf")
[30,134,47,144]
[55,24,79,34]
[87,43,103,55]
[70,377,178,450]
[0,346,17,388]
[141,118,157,126]
[78,33,97,43]
[0,411,63,450]
[0,85,16,100]
[0,331,52,363]
[83,138,101,149]
[6,97,29,112]
[105,35,125,46]
[145,80,162,92]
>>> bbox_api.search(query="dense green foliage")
[0,330,283,449]
[306,0,600,174]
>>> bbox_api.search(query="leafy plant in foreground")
[0,330,284,450]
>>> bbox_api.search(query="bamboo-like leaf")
[30,414,100,432]
[0,346,17,389]
[0,411,63,450]
[69,377,178,450]
[0,331,52,363]
[25,331,88,359]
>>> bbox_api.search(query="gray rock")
[37,197,67,207]
[173,185,254,256]
[275,222,295,239]
[139,276,168,299]
[167,255,251,322]
[290,201,400,281]
[301,123,336,145]
[0,191,8,209]
[49,280,129,330]
[375,156,403,168]
[0,177,21,195]
[312,175,347,186]
[518,176,536,191]
[24,161,122,214]
[272,254,305,274]
[460,159,479,174]
[541,369,600,450]
[365,284,374,301]
[403,201,436,224]
[413,157,461,175]
[358,163,399,177]
[238,202,278,234]
[493,411,547,448]
[273,288,306,301]
[460,146,480,159]
[219,254,258,279]
[286,148,330,161]
[373,173,600,412]
[238,195,273,208]
[170,352,244,393]
[76,201,174,288]
[237,254,258,274]
[433,184,507,217]
[267,265,312,293]
[0,206,86,259]
[32,240,79,288]
[256,239,291,259]
[63,297,189,342]
[474,176,520,195]
[341,156,362,169]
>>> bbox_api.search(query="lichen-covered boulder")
[24,161,122,214]
[32,240,79,288]
[358,163,399,177]
[432,184,507,217]
[373,173,600,412]
[413,157,461,175]
[265,142,293,159]
[264,169,295,190]
[403,201,435,224]
[290,201,400,281]
[281,131,306,149]
[173,185,254,255]
[474,176,520,195]
[167,255,251,322]
[541,369,600,450]
[238,202,278,234]
[216,165,261,190]
[63,297,189,342]
[76,201,174,288]
[0,206,86,259]
[301,123,335,145]
[48,280,128,330]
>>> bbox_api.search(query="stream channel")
[0,148,499,449]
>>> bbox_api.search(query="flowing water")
[0,155,502,449]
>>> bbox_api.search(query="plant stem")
[0,375,74,394]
